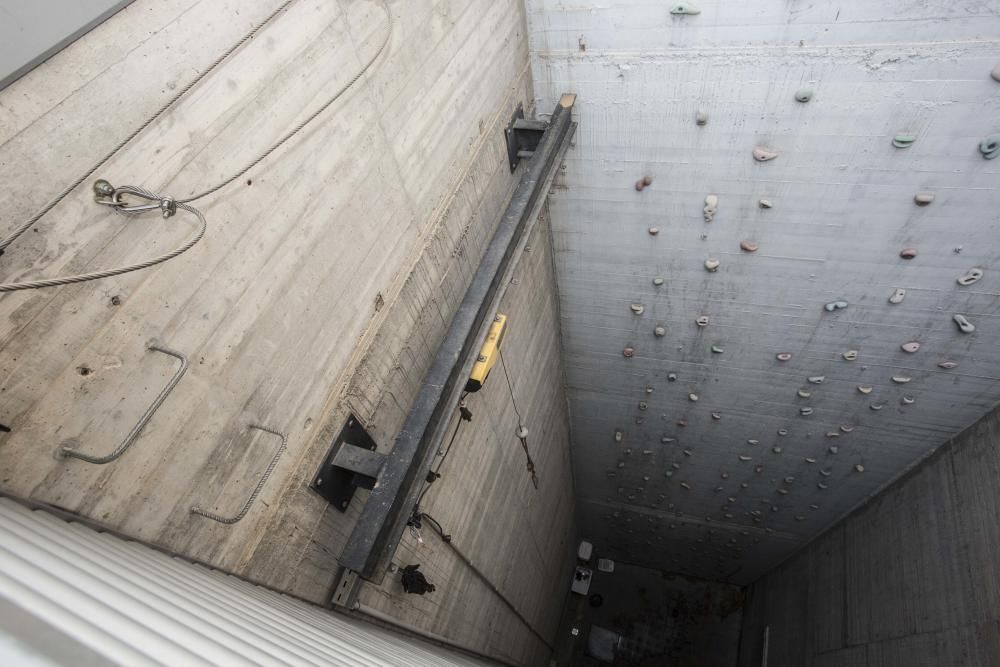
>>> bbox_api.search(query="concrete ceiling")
[527,0,1000,584]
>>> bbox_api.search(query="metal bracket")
[311,415,385,512]
[505,104,548,172]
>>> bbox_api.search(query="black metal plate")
[310,414,378,512]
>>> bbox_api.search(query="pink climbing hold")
[901,341,921,353]
[623,346,635,358]
[899,247,918,259]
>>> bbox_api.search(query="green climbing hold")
[670,3,701,14]
[892,133,917,149]
[980,135,1000,160]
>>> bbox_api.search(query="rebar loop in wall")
[190,425,287,524]
[59,343,188,464]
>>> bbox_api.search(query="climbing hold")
[914,192,935,206]
[738,455,752,462]
[809,504,819,510]
[689,393,699,402]
[623,346,635,358]
[957,267,983,286]
[840,424,855,433]
[670,3,701,15]
[843,350,858,361]
[777,429,788,436]
[711,345,724,354]
[804,457,817,464]
[776,352,792,362]
[704,195,719,222]
[668,373,678,381]
[784,476,795,484]
[747,439,760,446]
[653,276,665,286]
[980,135,1000,160]
[753,146,778,162]
[614,430,623,442]
[654,326,666,337]
[820,468,832,477]
[794,88,813,103]
[800,407,814,416]
[704,258,721,272]
[683,449,693,457]
[899,247,918,259]
[901,341,921,353]
[680,481,691,490]
[661,436,675,443]
[635,180,646,192]
[828,446,839,455]
[631,303,645,315]
[646,385,654,394]
[712,412,722,420]
[758,199,773,209]
[953,313,975,334]
[826,432,840,439]
[808,375,826,384]
[938,360,958,370]
[642,175,653,187]
[740,240,759,252]
[889,288,906,304]
[993,64,1000,82]
[648,226,660,236]
[797,389,812,398]
[824,300,848,312]
[638,401,648,411]
[696,315,710,327]
[817,482,829,490]
[617,461,625,468]
[891,376,911,384]
[754,465,764,474]
[858,384,873,394]
[854,464,865,473]
[870,403,884,411]
[902,396,915,405]
[892,133,917,149]
[695,110,709,125]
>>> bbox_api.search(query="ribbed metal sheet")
[0,498,487,666]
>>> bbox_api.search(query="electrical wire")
[499,347,538,489]
[0,0,393,291]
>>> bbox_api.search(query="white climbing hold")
[614,430,623,442]
[623,346,635,358]
[777,429,788,436]
[739,455,752,462]
[858,384,873,395]
[826,432,840,439]
[747,439,759,446]
[840,424,854,433]
[938,360,958,370]
[794,88,813,103]
[901,396,915,405]
[758,198,773,208]
[854,464,865,473]
[817,482,828,490]
[670,3,701,15]
[900,247,918,260]
[804,457,817,464]
[797,389,812,398]
[901,341,921,353]
[712,412,722,420]
[824,300,848,312]
[953,314,975,334]
[711,345,724,354]
[653,276,665,286]
[891,376,911,384]
[680,481,691,489]
[889,288,906,304]
[957,268,983,286]
[820,468,832,477]
[753,146,778,162]
[704,194,719,222]
[808,375,826,384]
[800,407,814,416]
[654,326,666,337]
[843,350,858,361]
[914,192,935,206]
[776,352,792,362]
[689,393,700,402]
[648,226,660,236]
[631,303,645,315]
[870,403,884,411]
[695,110,709,125]
[696,315,710,327]
[683,449,693,457]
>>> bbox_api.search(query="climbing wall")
[527,0,1000,583]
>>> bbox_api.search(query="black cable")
[498,348,522,421]
[499,348,538,489]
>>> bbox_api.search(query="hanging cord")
[499,348,538,489]
[0,0,393,291]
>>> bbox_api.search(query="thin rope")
[498,348,523,422]
[0,0,298,254]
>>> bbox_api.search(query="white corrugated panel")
[0,498,488,666]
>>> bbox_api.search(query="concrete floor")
[553,561,743,666]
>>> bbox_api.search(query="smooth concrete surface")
[527,0,1000,583]
[738,402,1000,666]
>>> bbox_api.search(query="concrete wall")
[0,1,575,664]
[526,0,1000,584]
[737,403,1000,666]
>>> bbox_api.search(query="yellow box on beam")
[466,314,508,392]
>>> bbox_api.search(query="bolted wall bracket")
[505,104,548,172]
[311,415,385,512]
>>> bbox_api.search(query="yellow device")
[466,314,507,392]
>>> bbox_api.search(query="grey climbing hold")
[899,247,918,260]
[953,313,975,334]
[661,436,675,443]
[777,488,788,495]
[892,133,916,149]
[777,429,788,436]
[704,258,720,272]
[794,88,813,103]
[648,226,660,236]
[683,449,693,457]
[689,393,700,402]
[840,424,854,433]
[889,288,906,304]
[695,110,709,125]
[704,194,719,222]
[680,481,691,489]
[653,276,665,286]
[870,403,884,411]
[820,468,832,477]
[858,384,873,394]
[711,345,724,354]
[891,376,911,384]
[800,407,814,416]
[824,300,848,312]
[957,267,983,286]
[712,412,722,420]
[758,198,773,208]
[638,401,648,410]
[738,455,752,462]
[696,315,710,327]
[776,352,792,362]
[797,389,812,398]
[808,375,826,384]
[817,482,828,490]
[804,457,817,464]
[631,303,645,315]
[740,240,759,252]
[980,135,1000,160]
[809,504,820,510]
[938,360,958,370]
[784,476,795,484]
[670,3,701,15]
[914,192,935,206]
[654,325,666,337]
[901,341,921,353]
[843,350,858,361]
[623,346,635,358]
[901,396,915,405]
[753,146,778,162]
[754,465,764,474]
[828,446,839,454]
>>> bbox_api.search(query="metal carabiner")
[92,179,177,218]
